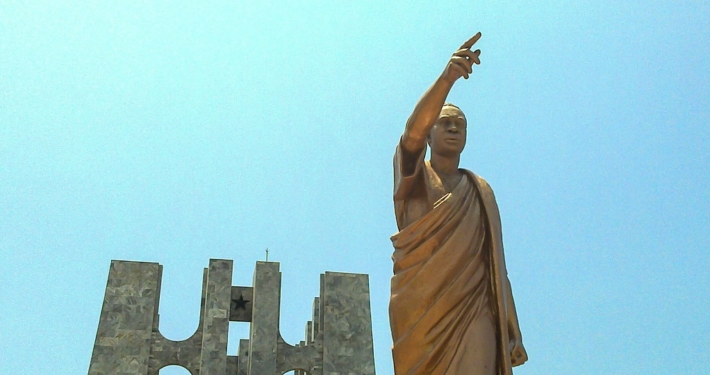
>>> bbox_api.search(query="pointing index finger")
[460,32,482,50]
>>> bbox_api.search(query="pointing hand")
[442,32,482,83]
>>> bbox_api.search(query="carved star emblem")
[232,294,250,310]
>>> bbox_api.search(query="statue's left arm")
[477,174,528,367]
[506,277,528,366]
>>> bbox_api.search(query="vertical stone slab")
[248,261,281,375]
[89,261,162,375]
[311,296,321,344]
[321,272,376,375]
[199,259,233,375]
[227,356,238,375]
[237,339,249,375]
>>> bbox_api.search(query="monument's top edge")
[110,259,160,265]
[324,271,370,278]
[255,260,281,265]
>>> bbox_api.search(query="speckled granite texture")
[89,259,376,374]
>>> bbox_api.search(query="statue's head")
[427,103,467,157]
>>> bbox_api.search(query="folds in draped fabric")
[391,144,514,375]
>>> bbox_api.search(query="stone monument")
[88,259,376,374]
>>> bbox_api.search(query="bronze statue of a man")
[389,32,528,375]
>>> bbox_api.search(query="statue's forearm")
[402,74,455,153]
[506,276,523,339]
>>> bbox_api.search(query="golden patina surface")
[391,32,527,375]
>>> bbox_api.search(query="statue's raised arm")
[401,32,482,155]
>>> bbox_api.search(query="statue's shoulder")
[463,169,493,192]
[464,170,502,221]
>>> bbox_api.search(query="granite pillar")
[89,261,161,375]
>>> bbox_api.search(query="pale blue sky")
[1,1,708,374]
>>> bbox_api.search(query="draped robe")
[390,143,517,375]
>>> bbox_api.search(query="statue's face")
[428,106,467,157]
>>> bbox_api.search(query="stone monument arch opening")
[159,365,191,374]
[156,264,203,342]
[282,369,311,375]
